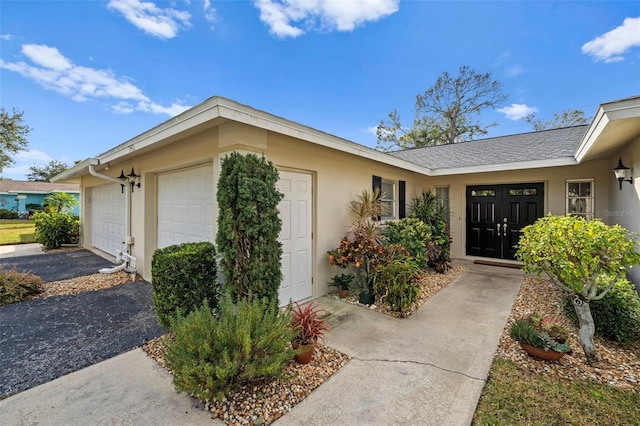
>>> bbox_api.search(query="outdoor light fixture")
[117,167,141,193]
[613,157,633,191]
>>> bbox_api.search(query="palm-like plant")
[44,192,78,213]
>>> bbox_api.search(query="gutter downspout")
[88,159,136,275]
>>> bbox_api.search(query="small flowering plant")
[509,312,571,353]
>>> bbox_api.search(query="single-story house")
[53,95,640,300]
[0,180,80,215]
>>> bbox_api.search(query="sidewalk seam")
[351,356,486,382]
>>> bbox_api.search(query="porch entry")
[466,182,544,260]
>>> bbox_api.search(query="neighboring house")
[53,95,640,300]
[0,180,80,215]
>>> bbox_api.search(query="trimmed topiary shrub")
[164,295,296,401]
[151,241,219,329]
[32,211,78,249]
[216,152,283,302]
[383,217,431,268]
[0,267,43,306]
[563,275,640,345]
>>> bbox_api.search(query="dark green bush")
[0,208,19,219]
[164,296,296,401]
[383,218,431,268]
[563,276,640,345]
[216,152,283,302]
[32,211,78,249]
[372,253,421,316]
[151,242,219,329]
[409,191,451,265]
[0,267,43,306]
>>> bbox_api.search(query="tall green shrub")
[410,190,451,264]
[33,211,78,249]
[216,152,283,302]
[151,242,219,329]
[164,296,296,401]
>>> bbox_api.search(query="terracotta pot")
[520,342,566,361]
[338,289,349,298]
[293,342,316,364]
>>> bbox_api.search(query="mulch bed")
[495,277,640,393]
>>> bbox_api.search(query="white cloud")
[0,34,12,40]
[365,126,379,136]
[505,64,525,77]
[253,0,399,38]
[498,104,537,120]
[582,17,640,63]
[0,44,190,117]
[203,0,217,25]
[107,0,191,39]
[1,149,55,180]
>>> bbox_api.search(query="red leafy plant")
[291,301,330,346]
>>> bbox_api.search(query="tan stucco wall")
[265,132,426,298]
[607,136,640,288]
[423,160,610,260]
[79,128,218,279]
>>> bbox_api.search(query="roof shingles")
[388,125,588,170]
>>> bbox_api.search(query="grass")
[0,219,36,245]
[473,357,640,425]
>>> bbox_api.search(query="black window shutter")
[399,180,406,219]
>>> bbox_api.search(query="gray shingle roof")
[388,125,588,170]
[0,180,79,194]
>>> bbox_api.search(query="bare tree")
[524,108,588,131]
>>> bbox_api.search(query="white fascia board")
[50,158,95,182]
[215,100,432,175]
[93,96,431,175]
[429,157,578,176]
[575,97,640,163]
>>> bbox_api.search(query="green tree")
[524,108,588,131]
[216,152,284,302]
[516,214,640,365]
[0,107,31,172]
[376,66,507,151]
[27,160,69,182]
[44,192,78,213]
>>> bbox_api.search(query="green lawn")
[0,219,36,245]
[473,357,640,425]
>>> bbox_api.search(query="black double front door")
[466,183,544,260]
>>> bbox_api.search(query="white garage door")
[91,183,126,256]
[157,165,214,249]
[278,171,313,305]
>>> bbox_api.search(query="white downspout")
[88,159,136,276]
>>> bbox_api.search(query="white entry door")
[91,183,126,256]
[157,165,214,249]
[278,171,313,305]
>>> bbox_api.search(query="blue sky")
[1,0,639,180]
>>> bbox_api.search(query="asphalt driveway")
[0,250,164,397]
[0,249,116,282]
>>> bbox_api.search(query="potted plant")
[426,241,448,273]
[509,313,571,361]
[291,301,330,364]
[330,273,354,298]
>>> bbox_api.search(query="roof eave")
[50,158,97,182]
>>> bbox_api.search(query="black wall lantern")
[118,167,141,193]
[613,157,633,190]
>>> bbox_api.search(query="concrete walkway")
[0,243,44,258]
[0,260,523,426]
[275,261,523,425]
